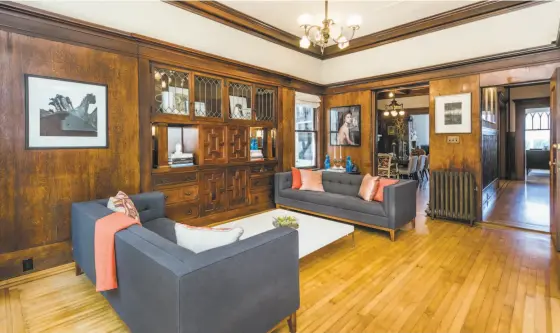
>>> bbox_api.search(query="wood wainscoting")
[0,31,140,280]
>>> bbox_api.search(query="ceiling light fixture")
[385,92,405,117]
[298,0,360,54]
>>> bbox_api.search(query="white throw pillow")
[174,224,244,253]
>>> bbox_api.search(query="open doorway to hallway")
[482,82,551,232]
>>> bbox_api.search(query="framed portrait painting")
[435,93,472,134]
[25,74,108,149]
[329,105,361,146]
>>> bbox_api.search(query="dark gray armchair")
[71,192,300,333]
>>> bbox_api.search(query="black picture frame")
[25,74,109,150]
[329,105,361,147]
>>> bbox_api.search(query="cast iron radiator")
[428,171,477,225]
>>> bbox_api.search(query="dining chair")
[399,155,418,179]
[423,155,430,180]
[417,155,426,181]
[377,153,394,178]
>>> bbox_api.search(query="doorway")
[482,83,551,232]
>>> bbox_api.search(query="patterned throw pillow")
[174,224,244,253]
[107,191,140,221]
[358,174,379,201]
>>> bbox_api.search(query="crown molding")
[165,0,547,60]
[164,0,323,59]
[322,0,544,59]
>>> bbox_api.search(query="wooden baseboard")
[0,262,74,289]
[0,241,73,281]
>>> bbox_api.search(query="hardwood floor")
[483,171,550,232]
[2,211,559,333]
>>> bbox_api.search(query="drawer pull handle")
[164,195,169,200]
[187,209,192,215]
[185,192,192,196]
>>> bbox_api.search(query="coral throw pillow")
[107,191,140,221]
[358,174,380,201]
[175,224,244,253]
[291,167,302,189]
[373,178,399,202]
[299,169,325,192]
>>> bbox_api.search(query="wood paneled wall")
[324,91,374,174]
[0,31,140,279]
[429,75,482,219]
[280,87,295,171]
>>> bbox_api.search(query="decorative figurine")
[325,154,331,169]
[346,156,353,173]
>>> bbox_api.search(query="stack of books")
[250,150,264,161]
[168,153,194,168]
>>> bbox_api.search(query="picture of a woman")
[330,105,361,146]
[337,111,355,145]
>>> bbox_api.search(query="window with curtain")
[295,92,320,168]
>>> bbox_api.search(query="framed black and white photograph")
[329,105,361,146]
[25,75,108,149]
[435,93,471,133]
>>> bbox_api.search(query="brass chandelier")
[384,92,406,117]
[298,0,361,54]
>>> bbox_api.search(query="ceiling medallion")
[298,0,361,54]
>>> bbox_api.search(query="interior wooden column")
[429,75,482,220]
[280,87,295,171]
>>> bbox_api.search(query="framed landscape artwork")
[25,75,108,149]
[329,105,361,146]
[435,93,472,134]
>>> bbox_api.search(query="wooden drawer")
[161,185,199,204]
[250,189,273,205]
[250,176,273,190]
[166,202,199,221]
[153,172,198,188]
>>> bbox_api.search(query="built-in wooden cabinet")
[149,62,278,226]
[227,125,249,162]
[227,166,249,209]
[199,125,227,165]
[200,169,227,217]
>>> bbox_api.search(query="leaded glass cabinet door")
[254,85,276,126]
[227,80,253,122]
[153,66,190,117]
[194,73,223,121]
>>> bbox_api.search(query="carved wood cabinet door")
[226,166,249,209]
[227,125,249,162]
[199,125,227,165]
[199,169,227,216]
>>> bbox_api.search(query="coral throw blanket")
[95,212,140,292]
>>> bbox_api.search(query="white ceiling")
[221,1,474,40]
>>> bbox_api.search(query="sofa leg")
[389,230,395,242]
[288,312,297,333]
[411,218,416,229]
[75,262,83,276]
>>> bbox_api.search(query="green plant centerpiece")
[272,215,299,229]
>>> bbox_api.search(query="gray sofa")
[71,191,299,333]
[275,172,416,241]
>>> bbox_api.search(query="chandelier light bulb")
[391,110,398,117]
[388,92,394,98]
[337,36,349,49]
[398,110,405,116]
[383,111,390,117]
[299,36,311,49]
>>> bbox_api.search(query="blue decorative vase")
[325,154,331,169]
[346,156,352,173]
[250,137,258,150]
